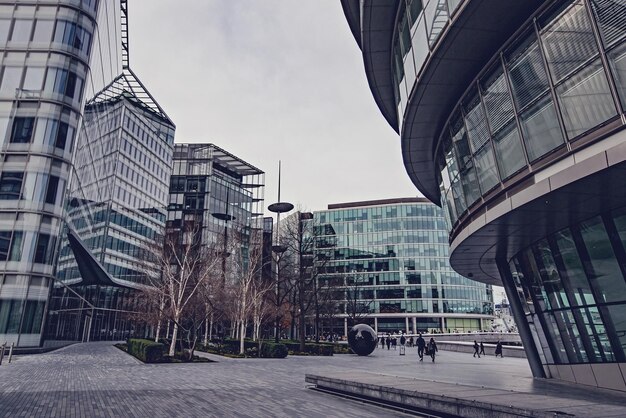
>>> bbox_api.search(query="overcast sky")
[129,1,419,215]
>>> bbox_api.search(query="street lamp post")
[268,161,293,343]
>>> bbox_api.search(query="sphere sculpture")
[347,324,377,356]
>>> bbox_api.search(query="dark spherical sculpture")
[347,324,377,356]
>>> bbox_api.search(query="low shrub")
[127,338,165,363]
[260,342,288,358]
[283,342,334,356]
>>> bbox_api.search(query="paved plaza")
[1,342,624,417]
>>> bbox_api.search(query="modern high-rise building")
[0,1,120,347]
[313,198,493,336]
[344,0,626,391]
[46,70,175,342]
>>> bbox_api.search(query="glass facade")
[166,143,265,252]
[46,71,176,342]
[434,0,625,230]
[314,199,493,334]
[505,206,626,366]
[0,0,118,347]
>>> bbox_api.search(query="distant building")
[313,198,493,336]
[46,71,175,342]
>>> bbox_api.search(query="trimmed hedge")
[200,339,288,358]
[284,342,334,356]
[127,338,165,363]
[260,342,288,358]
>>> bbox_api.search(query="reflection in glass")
[519,94,564,161]
[493,122,525,179]
[556,60,616,138]
[473,143,499,193]
[507,35,550,110]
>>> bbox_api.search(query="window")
[10,117,34,143]
[493,122,525,179]
[11,19,32,42]
[0,231,10,260]
[46,68,82,100]
[54,20,92,54]
[507,34,550,110]
[0,172,24,199]
[32,20,54,43]
[45,175,59,204]
[33,233,51,264]
[519,94,564,161]
[1,67,23,94]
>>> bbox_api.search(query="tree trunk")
[299,309,306,352]
[209,314,213,340]
[239,320,246,355]
[169,321,179,357]
[155,318,161,343]
[203,319,209,346]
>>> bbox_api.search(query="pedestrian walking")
[473,340,481,358]
[386,336,391,350]
[400,334,406,347]
[392,337,397,350]
[416,334,425,361]
[428,337,438,362]
[495,341,503,358]
[408,336,414,347]
[479,341,485,356]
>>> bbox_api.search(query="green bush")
[260,342,288,358]
[127,338,165,363]
[283,342,334,356]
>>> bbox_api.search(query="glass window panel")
[590,0,626,47]
[473,143,499,193]
[408,0,424,30]
[493,121,525,179]
[507,34,550,110]
[579,216,626,304]
[553,309,585,362]
[6,300,22,333]
[534,239,569,309]
[608,42,626,109]
[556,59,616,139]
[481,65,515,134]
[450,174,466,216]
[543,311,570,363]
[22,67,44,91]
[411,14,429,75]
[32,19,54,43]
[605,304,626,358]
[447,0,462,15]
[585,305,616,361]
[460,164,480,206]
[450,115,471,169]
[1,67,23,94]
[540,1,599,82]
[554,229,596,306]
[425,0,449,47]
[463,93,490,153]
[0,172,23,199]
[519,94,564,162]
[11,19,32,42]
[0,19,10,44]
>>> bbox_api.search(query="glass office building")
[46,71,175,342]
[0,0,120,347]
[314,198,493,336]
[344,0,626,391]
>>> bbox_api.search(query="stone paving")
[2,342,623,417]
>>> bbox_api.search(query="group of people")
[377,333,438,361]
[473,340,504,358]
[415,334,438,362]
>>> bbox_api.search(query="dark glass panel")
[519,94,564,161]
[10,117,35,143]
[0,172,23,199]
[608,42,626,109]
[533,239,569,310]
[553,229,596,306]
[579,217,626,303]
[463,92,490,153]
[460,164,480,206]
[556,59,616,139]
[605,304,626,358]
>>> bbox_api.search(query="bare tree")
[344,272,375,327]
[144,222,222,357]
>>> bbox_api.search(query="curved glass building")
[344,0,626,391]
[314,198,493,336]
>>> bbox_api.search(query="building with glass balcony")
[313,198,493,336]
[344,0,626,391]
[46,70,175,342]
[0,0,119,347]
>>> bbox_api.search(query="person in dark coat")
[408,336,414,347]
[400,334,406,347]
[428,338,438,362]
[386,336,391,350]
[416,334,426,361]
[495,341,503,358]
[392,336,397,350]
[473,340,481,358]
[479,341,485,356]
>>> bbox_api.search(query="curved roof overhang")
[342,0,400,132]
[449,136,626,285]
[401,0,543,204]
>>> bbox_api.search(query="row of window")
[0,299,45,335]
[315,218,448,235]
[0,170,64,206]
[316,204,440,224]
[0,230,56,265]
[0,65,85,103]
[437,0,626,228]
[0,17,92,56]
[6,116,74,151]
[335,299,491,315]
[330,286,489,301]
[508,207,626,364]
[123,113,173,165]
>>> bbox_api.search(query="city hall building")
[344,0,626,391]
[314,198,493,336]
